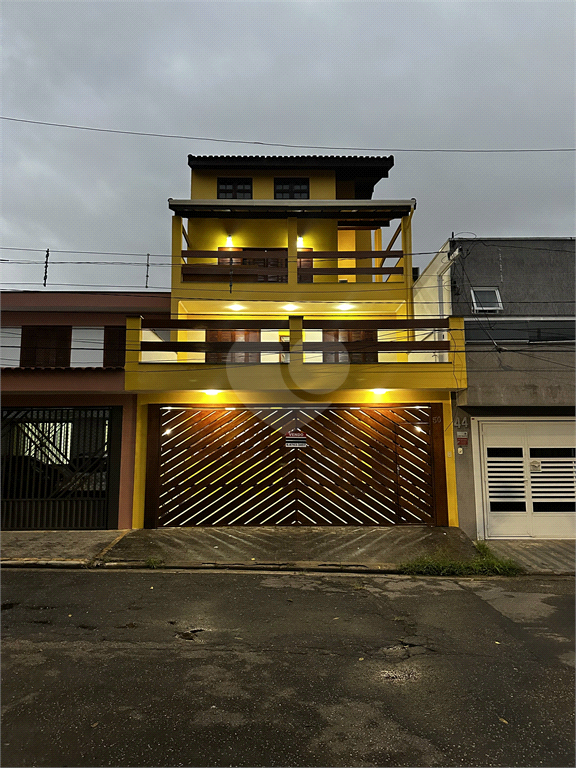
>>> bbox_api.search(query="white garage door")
[480,420,575,539]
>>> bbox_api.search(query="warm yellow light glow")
[297,237,304,248]
[163,429,172,435]
[372,389,388,395]
[228,304,245,311]
[204,390,220,396]
[415,426,424,433]
[283,303,299,311]
[337,303,354,311]
[225,236,234,247]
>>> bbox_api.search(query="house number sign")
[286,429,307,448]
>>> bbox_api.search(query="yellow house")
[126,155,466,528]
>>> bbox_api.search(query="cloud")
[2,0,574,289]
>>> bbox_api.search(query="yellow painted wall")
[443,399,459,527]
[131,400,148,529]
[125,360,466,395]
[191,169,336,200]
[186,218,337,251]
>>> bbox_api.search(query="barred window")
[217,178,252,199]
[274,178,309,199]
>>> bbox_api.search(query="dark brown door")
[145,405,447,527]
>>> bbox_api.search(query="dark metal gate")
[145,405,448,527]
[1,408,121,530]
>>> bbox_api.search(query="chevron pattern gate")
[145,405,448,527]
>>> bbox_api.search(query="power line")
[1,283,575,307]
[2,116,574,153]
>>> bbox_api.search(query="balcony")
[181,250,404,284]
[124,316,467,394]
[176,249,409,310]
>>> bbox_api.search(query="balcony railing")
[125,315,467,392]
[181,250,404,284]
[135,317,452,364]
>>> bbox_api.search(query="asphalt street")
[1,570,574,768]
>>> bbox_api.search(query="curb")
[1,559,89,568]
[2,558,573,576]
[96,560,399,573]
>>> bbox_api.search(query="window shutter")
[20,326,72,367]
[103,326,127,367]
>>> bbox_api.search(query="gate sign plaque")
[286,429,307,449]
[456,431,468,446]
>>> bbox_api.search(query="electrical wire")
[2,116,574,153]
[1,241,574,258]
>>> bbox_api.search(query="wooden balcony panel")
[141,318,289,330]
[317,341,450,352]
[297,267,403,276]
[308,251,403,261]
[303,319,450,330]
[140,318,449,332]
[182,250,403,261]
[182,274,288,284]
[141,341,291,353]
[139,340,450,354]
[183,266,289,275]
[183,249,288,261]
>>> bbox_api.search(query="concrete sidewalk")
[1,526,574,573]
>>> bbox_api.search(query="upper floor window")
[12,325,127,368]
[274,178,309,199]
[217,178,252,199]
[470,287,503,313]
[20,326,72,367]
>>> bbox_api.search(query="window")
[70,327,105,367]
[0,327,21,367]
[20,326,72,367]
[274,178,309,199]
[470,287,503,313]
[217,178,252,199]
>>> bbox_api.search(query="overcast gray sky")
[2,0,574,291]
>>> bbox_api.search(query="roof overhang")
[187,154,393,172]
[187,155,395,198]
[168,198,415,227]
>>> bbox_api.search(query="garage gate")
[144,405,448,527]
[480,420,576,539]
[1,407,122,530]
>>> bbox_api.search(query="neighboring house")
[1,292,170,530]
[414,237,575,540]
[1,155,467,530]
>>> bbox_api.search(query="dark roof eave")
[187,154,394,171]
[168,198,415,222]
